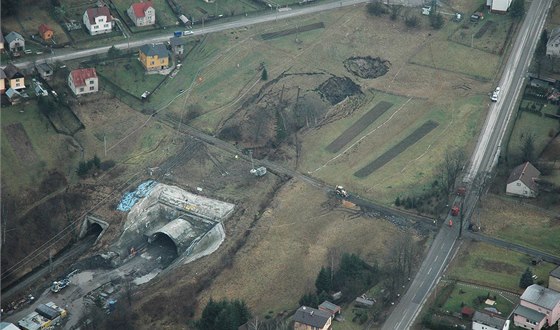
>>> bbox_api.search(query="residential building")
[169,36,188,56]
[506,162,540,198]
[547,27,560,57]
[472,311,510,330]
[0,69,6,94]
[513,284,560,330]
[83,7,113,35]
[293,306,332,330]
[127,1,156,27]
[36,63,54,80]
[4,31,25,53]
[38,23,54,41]
[550,266,560,292]
[4,64,25,90]
[486,0,512,13]
[138,43,170,71]
[0,31,4,53]
[68,68,98,96]
[0,322,20,330]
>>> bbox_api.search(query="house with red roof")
[68,68,98,96]
[127,1,156,27]
[38,24,54,41]
[83,7,113,35]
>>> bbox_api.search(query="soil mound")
[344,56,391,79]
[317,76,362,105]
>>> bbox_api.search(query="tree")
[520,132,536,163]
[198,299,251,330]
[519,268,534,289]
[430,13,444,29]
[389,5,402,21]
[92,155,101,169]
[405,15,419,28]
[535,30,548,77]
[439,148,467,196]
[107,45,121,59]
[261,67,268,81]
[1,0,19,18]
[298,292,319,308]
[367,1,387,16]
[510,0,525,19]
[315,266,332,294]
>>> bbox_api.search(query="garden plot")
[3,123,39,164]
[261,22,325,40]
[326,101,393,153]
[354,120,439,177]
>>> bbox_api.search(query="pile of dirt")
[317,76,362,105]
[343,56,391,79]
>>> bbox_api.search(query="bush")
[430,13,444,29]
[405,15,419,28]
[367,2,387,16]
[218,125,242,141]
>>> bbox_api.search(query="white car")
[491,87,500,102]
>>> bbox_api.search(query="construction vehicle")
[335,186,349,198]
[448,219,453,227]
[50,278,70,293]
[450,205,460,216]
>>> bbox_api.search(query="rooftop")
[473,311,507,329]
[139,43,169,58]
[514,304,546,323]
[70,68,97,87]
[130,1,153,18]
[550,265,560,279]
[4,31,23,43]
[521,284,560,310]
[293,306,331,328]
[507,162,540,191]
[85,7,112,24]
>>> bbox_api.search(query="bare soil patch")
[261,22,325,40]
[354,120,439,177]
[4,123,39,164]
[344,56,391,79]
[317,76,362,105]
[326,101,393,153]
[474,20,496,39]
[541,134,560,161]
[477,259,518,274]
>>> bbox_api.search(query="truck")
[335,185,349,198]
[450,205,460,216]
[50,278,70,293]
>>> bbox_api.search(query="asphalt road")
[381,1,553,329]
[12,0,369,70]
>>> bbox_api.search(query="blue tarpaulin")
[117,180,157,212]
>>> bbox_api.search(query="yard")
[446,241,557,292]
[438,281,517,316]
[505,109,560,162]
[111,0,179,30]
[478,194,560,255]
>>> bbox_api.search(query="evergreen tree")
[261,67,268,81]
[298,292,319,308]
[430,13,444,29]
[315,267,332,294]
[519,268,534,289]
[510,0,525,19]
[395,197,401,206]
[198,299,251,330]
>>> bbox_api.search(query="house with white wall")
[83,7,113,35]
[486,0,512,13]
[506,162,540,198]
[472,311,510,330]
[68,68,98,96]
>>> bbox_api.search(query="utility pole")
[104,134,107,157]
[458,200,464,238]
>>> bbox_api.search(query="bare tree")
[439,148,467,195]
[520,132,536,163]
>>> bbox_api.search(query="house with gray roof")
[138,43,170,72]
[506,162,541,198]
[169,36,188,56]
[513,284,560,330]
[547,27,560,57]
[293,306,332,330]
[36,63,54,80]
[4,31,25,53]
[472,311,510,330]
[550,266,560,292]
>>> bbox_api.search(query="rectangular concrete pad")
[354,120,439,178]
[326,101,393,153]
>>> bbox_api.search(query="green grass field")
[410,39,501,80]
[506,110,559,161]
[446,242,557,292]
[481,195,560,255]
[440,282,516,316]
[450,12,514,55]
[1,103,80,194]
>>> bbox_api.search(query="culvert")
[79,215,109,244]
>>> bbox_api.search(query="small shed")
[36,63,54,79]
[170,36,188,56]
[319,301,341,317]
[38,24,54,41]
[461,306,475,319]
[6,88,23,104]
[355,297,375,308]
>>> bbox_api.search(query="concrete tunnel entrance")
[148,233,179,268]
[79,215,109,244]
